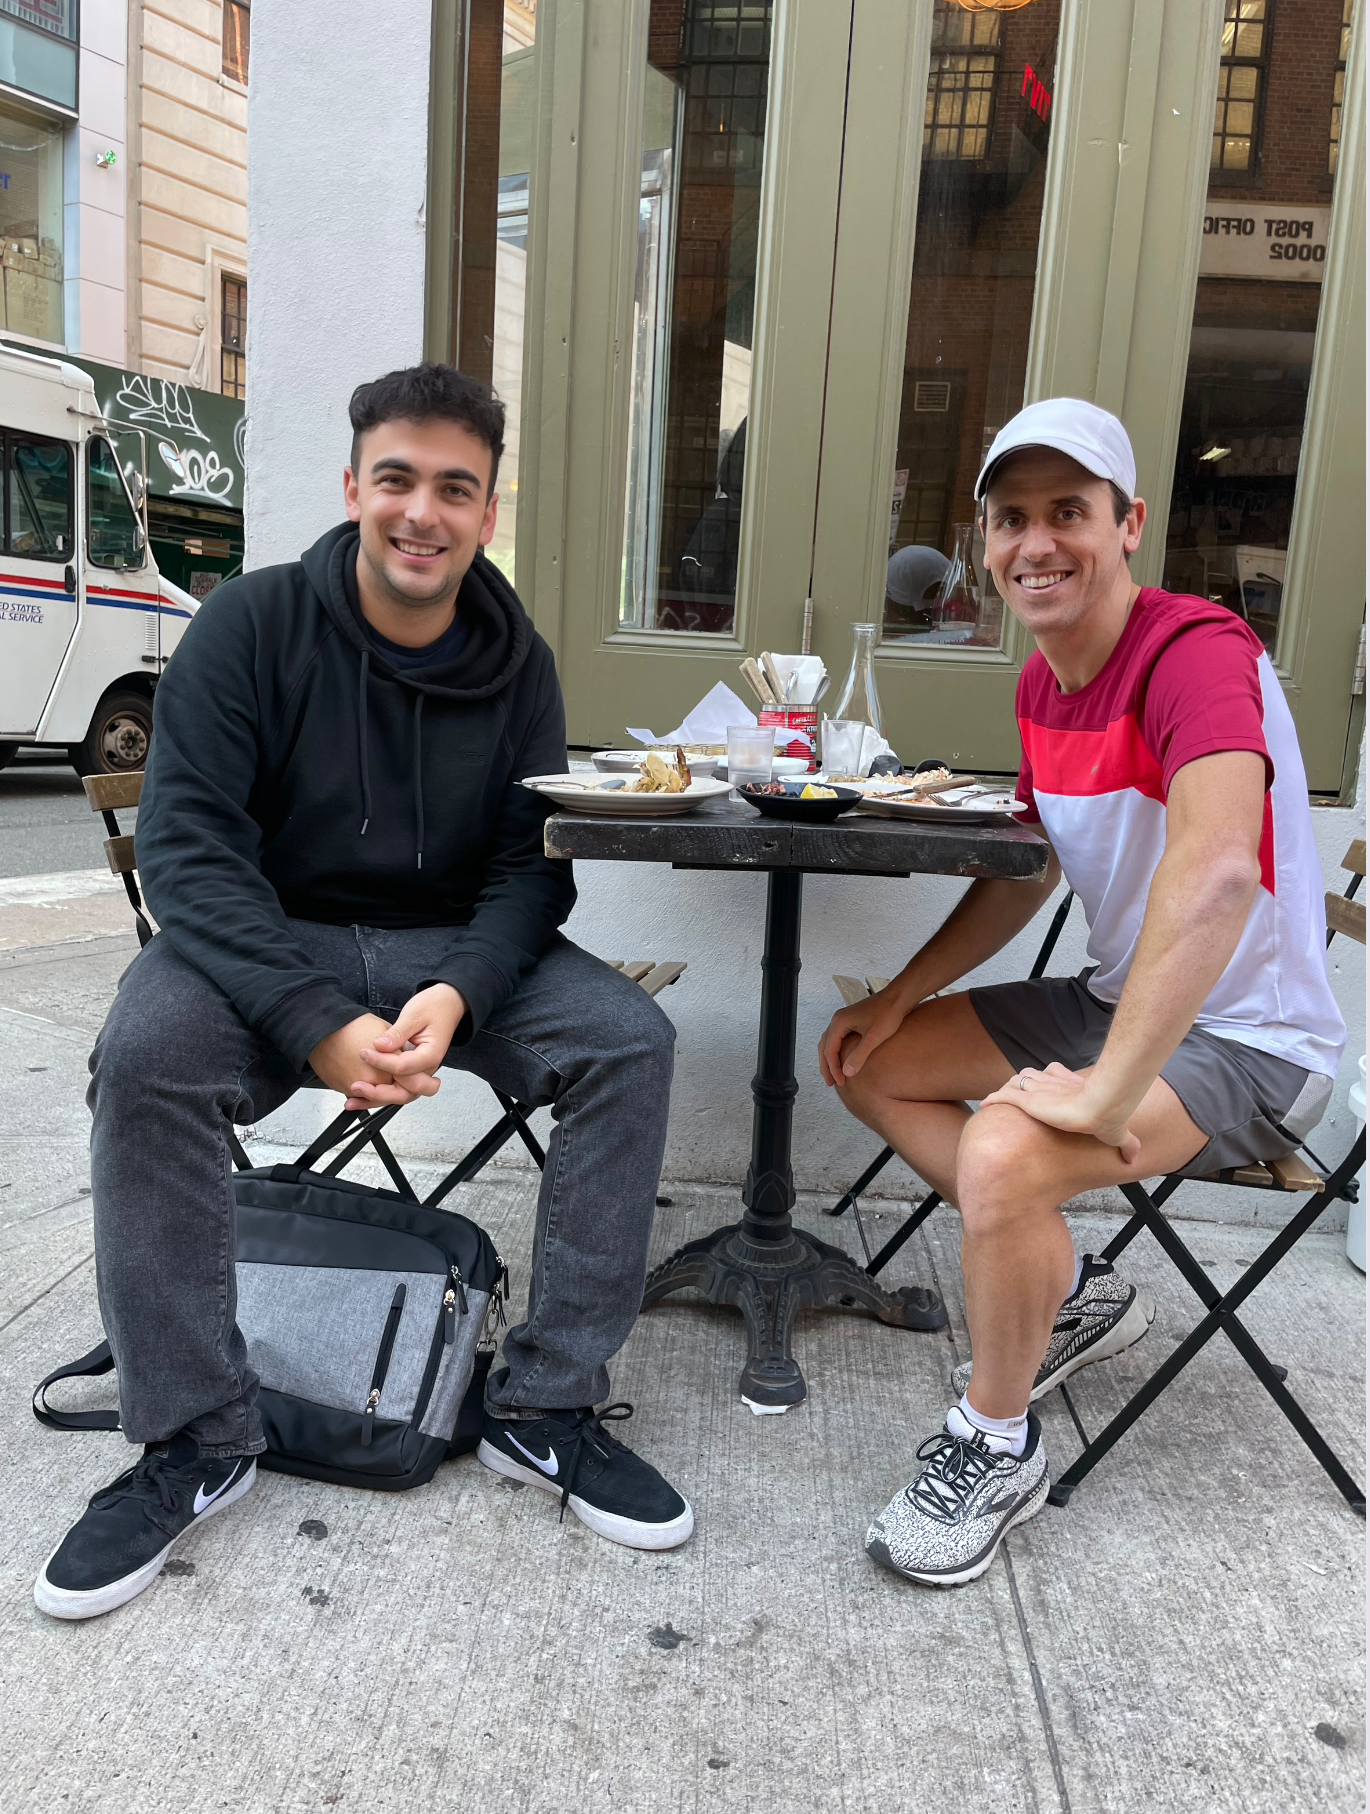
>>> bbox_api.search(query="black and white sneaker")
[952,1255,1155,1402]
[478,1402,693,1550]
[34,1435,256,1621]
[865,1412,1049,1587]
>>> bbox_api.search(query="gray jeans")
[88,925,676,1457]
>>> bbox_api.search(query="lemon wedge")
[800,783,837,800]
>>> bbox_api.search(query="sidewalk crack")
[1003,1540,1072,1814]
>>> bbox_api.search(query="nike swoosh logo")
[507,1433,559,1478]
[193,1468,241,1516]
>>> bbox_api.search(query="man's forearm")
[886,857,1062,1007]
[1091,839,1258,1116]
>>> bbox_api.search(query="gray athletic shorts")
[968,969,1333,1178]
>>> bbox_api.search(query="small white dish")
[522,772,733,816]
[770,756,813,777]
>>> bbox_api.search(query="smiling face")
[344,416,498,613]
[981,447,1144,641]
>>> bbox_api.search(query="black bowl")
[737,780,862,823]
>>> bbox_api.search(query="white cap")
[974,398,1137,502]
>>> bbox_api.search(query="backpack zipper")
[360,1282,407,1447]
[442,1262,469,1343]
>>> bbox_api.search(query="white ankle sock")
[1069,1252,1083,1296]
[949,1395,1028,1457]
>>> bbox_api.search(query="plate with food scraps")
[855,782,1030,824]
[737,779,862,823]
[522,757,733,816]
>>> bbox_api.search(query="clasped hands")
[308,983,467,1112]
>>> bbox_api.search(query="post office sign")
[1200,203,1331,283]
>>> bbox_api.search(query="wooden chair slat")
[619,960,655,983]
[1343,838,1366,877]
[104,833,137,876]
[605,960,625,970]
[1268,1152,1325,1193]
[865,976,892,995]
[1223,1163,1276,1188]
[638,961,687,997]
[1325,892,1367,945]
[832,974,871,1007]
[83,771,145,812]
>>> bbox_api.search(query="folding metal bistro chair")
[825,888,1077,1274]
[84,771,686,1208]
[1048,839,1365,1513]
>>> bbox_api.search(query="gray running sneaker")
[951,1255,1155,1402]
[866,1412,1049,1587]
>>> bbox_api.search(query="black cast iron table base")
[639,866,947,1407]
[644,1220,946,1406]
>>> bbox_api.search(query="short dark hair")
[1108,481,1133,525]
[348,363,506,491]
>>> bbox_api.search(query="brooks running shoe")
[952,1254,1155,1402]
[866,1412,1049,1587]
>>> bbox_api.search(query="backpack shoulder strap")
[33,1340,120,1431]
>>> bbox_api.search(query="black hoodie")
[136,521,576,1068]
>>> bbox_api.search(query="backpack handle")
[33,1340,121,1432]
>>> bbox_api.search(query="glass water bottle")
[829,622,883,734]
[934,523,981,629]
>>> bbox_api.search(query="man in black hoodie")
[35,366,691,1622]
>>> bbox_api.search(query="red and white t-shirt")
[1016,587,1345,1079]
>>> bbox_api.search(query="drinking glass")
[821,718,865,778]
[727,725,774,787]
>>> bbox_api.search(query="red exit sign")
[1022,63,1052,122]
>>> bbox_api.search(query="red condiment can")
[758,707,819,770]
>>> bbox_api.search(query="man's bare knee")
[956,1104,1059,1237]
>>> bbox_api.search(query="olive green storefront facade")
[424,0,1364,796]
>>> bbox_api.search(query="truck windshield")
[87,437,146,570]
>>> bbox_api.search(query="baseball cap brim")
[975,436,1121,502]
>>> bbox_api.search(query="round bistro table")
[544,792,1050,1408]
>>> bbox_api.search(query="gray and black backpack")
[35,1164,508,1492]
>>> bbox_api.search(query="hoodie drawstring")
[356,647,426,869]
[413,693,425,871]
[357,649,373,836]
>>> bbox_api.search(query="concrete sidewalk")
[0,918,1364,1814]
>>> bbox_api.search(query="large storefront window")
[1166,0,1352,653]
[0,105,64,345]
[883,0,1061,647]
[618,0,773,636]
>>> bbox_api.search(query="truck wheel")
[69,689,154,777]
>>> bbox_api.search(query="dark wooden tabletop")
[544,794,1049,880]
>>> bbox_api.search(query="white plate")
[770,756,813,776]
[522,772,734,816]
[855,789,1029,824]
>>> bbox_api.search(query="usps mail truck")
[0,343,198,776]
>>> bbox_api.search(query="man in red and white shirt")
[819,398,1344,1588]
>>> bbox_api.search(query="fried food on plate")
[626,748,691,794]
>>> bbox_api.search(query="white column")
[245,0,431,569]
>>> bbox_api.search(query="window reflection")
[620,1,772,635]
[451,2,538,586]
[1166,0,1351,653]
[884,0,1061,648]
